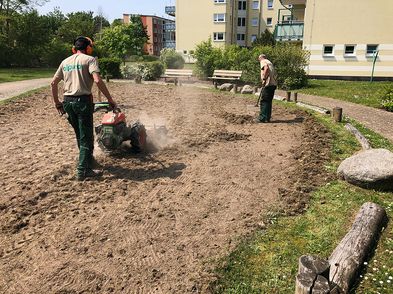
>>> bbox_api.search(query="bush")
[193,39,223,78]
[99,58,122,78]
[127,55,159,62]
[193,39,309,89]
[122,61,164,81]
[379,85,393,111]
[160,48,185,69]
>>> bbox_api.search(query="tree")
[98,19,148,61]
[252,29,276,47]
[57,11,96,43]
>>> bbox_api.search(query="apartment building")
[174,0,393,79]
[123,14,175,56]
[286,0,393,79]
[174,0,285,54]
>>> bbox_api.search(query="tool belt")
[64,95,92,102]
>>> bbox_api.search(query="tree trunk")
[328,202,388,293]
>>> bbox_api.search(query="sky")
[36,0,176,21]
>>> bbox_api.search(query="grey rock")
[241,85,254,94]
[219,83,233,91]
[337,148,393,190]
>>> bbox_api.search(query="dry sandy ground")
[0,83,331,293]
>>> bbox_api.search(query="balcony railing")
[274,21,304,41]
[165,6,175,16]
[164,22,176,31]
[163,41,176,49]
[279,0,306,5]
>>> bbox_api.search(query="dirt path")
[0,78,52,101]
[276,89,393,143]
[0,83,331,293]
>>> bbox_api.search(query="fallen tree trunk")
[328,202,388,293]
[344,123,372,150]
[296,102,331,115]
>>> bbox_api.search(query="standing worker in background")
[51,36,118,181]
[257,54,277,123]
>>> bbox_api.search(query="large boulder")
[241,85,254,94]
[219,83,233,91]
[337,148,393,191]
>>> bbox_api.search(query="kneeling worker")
[51,36,118,181]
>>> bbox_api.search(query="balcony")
[279,0,306,5]
[165,6,175,17]
[163,41,176,49]
[274,21,304,41]
[164,22,176,31]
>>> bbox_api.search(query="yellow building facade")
[175,0,393,79]
[175,0,285,53]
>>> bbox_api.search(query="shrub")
[159,48,185,69]
[193,40,309,89]
[193,38,223,78]
[379,85,393,111]
[99,58,122,78]
[122,62,164,81]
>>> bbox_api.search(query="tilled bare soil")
[0,83,332,293]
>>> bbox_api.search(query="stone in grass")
[337,148,393,191]
[219,83,233,91]
[241,85,254,94]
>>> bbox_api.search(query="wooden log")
[296,255,331,294]
[296,102,331,115]
[328,202,388,293]
[333,107,343,122]
[344,123,372,150]
[286,91,292,101]
[295,273,330,294]
[293,92,298,103]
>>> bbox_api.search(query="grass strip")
[0,68,55,83]
[297,79,393,109]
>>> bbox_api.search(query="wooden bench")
[161,69,193,85]
[208,70,243,88]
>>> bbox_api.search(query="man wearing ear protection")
[51,36,118,181]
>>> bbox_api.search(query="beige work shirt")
[260,59,277,87]
[54,53,100,96]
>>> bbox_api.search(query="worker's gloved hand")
[55,102,65,115]
[109,100,119,112]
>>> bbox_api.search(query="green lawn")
[0,68,55,83]
[212,101,393,293]
[297,79,393,109]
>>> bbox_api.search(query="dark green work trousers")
[259,85,277,122]
[63,97,94,176]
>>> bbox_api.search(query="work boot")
[77,169,103,181]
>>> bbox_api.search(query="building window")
[252,0,259,9]
[214,13,226,22]
[267,0,273,9]
[323,45,334,56]
[266,18,272,26]
[213,32,225,41]
[237,17,246,27]
[214,0,226,3]
[238,0,247,10]
[366,44,379,56]
[251,18,258,26]
[237,34,245,41]
[251,35,257,42]
[344,44,356,56]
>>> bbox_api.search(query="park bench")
[161,69,193,85]
[208,70,243,88]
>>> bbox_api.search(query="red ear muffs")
[72,36,94,55]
